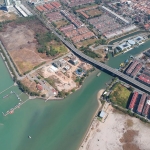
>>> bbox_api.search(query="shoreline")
[79,89,105,150]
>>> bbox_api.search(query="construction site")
[37,53,93,93]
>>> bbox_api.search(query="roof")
[117,42,131,50]
[128,39,135,45]
[99,111,106,118]
[36,84,43,91]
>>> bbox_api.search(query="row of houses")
[129,92,150,117]
[36,1,61,12]
[61,10,84,28]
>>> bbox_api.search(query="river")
[0,37,150,150]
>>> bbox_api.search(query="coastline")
[79,89,105,150]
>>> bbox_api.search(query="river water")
[0,38,150,150]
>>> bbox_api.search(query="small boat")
[28,136,31,139]
[97,72,101,77]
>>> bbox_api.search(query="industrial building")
[142,95,150,117]
[130,63,142,77]
[126,60,139,75]
[137,93,147,114]
[138,74,150,85]
[4,0,32,16]
[129,91,139,110]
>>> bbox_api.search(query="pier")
[2,98,30,116]
[0,85,14,95]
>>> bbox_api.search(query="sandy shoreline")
[79,89,105,150]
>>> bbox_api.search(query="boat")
[97,72,101,77]
[28,136,31,139]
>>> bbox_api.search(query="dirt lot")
[21,77,38,93]
[0,10,17,22]
[86,9,103,17]
[80,107,150,150]
[0,18,50,74]
[39,57,92,92]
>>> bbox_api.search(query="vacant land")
[0,10,17,22]
[109,83,131,108]
[94,49,107,62]
[0,17,68,74]
[76,38,97,48]
[54,19,69,28]
[86,9,102,17]
[80,107,150,150]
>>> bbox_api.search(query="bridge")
[51,30,150,94]
[22,2,150,94]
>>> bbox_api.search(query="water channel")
[0,35,150,150]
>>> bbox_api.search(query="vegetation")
[80,46,100,58]
[94,39,106,46]
[75,76,85,85]
[17,81,39,96]
[36,32,67,57]
[57,90,69,98]
[109,82,131,108]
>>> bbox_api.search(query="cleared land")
[109,83,131,108]
[0,17,68,74]
[0,10,17,22]
[80,107,150,150]
[86,9,103,17]
[94,49,107,62]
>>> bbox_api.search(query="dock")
[2,98,30,116]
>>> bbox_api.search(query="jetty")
[2,98,30,116]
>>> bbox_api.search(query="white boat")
[28,136,31,139]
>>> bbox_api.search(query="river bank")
[79,107,150,150]
[79,89,104,150]
[1,30,150,150]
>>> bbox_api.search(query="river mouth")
[0,35,150,150]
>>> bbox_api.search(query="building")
[53,61,62,68]
[137,93,147,114]
[129,91,138,110]
[99,111,106,118]
[36,84,43,91]
[116,42,131,51]
[127,39,136,45]
[69,57,79,66]
[133,36,144,44]
[142,96,150,117]
[126,60,139,75]
[130,63,142,77]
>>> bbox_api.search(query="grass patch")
[109,83,131,108]
[86,9,103,17]
[54,20,69,28]
[76,38,97,48]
